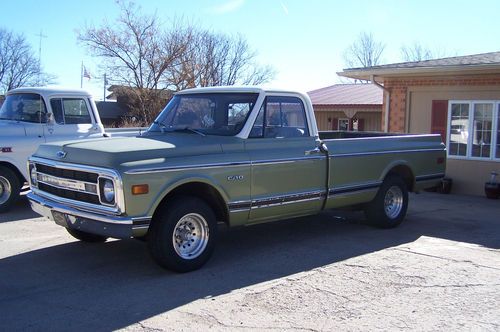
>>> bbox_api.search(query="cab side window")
[50,98,92,124]
[250,96,309,138]
[50,99,64,124]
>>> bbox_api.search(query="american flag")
[83,66,91,79]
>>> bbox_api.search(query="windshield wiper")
[154,120,206,136]
[171,126,206,136]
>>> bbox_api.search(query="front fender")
[125,173,231,219]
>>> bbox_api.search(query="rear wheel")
[0,166,21,213]
[148,196,217,272]
[66,228,108,243]
[364,175,408,228]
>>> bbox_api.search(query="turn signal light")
[437,157,445,164]
[132,184,149,195]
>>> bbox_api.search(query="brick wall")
[381,74,500,132]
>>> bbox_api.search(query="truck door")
[0,92,46,181]
[45,97,102,142]
[245,96,327,222]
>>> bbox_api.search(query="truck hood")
[33,133,233,169]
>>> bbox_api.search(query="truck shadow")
[0,194,38,223]
[0,193,498,330]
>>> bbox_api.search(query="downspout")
[370,75,390,132]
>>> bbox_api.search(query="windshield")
[0,93,47,123]
[149,93,259,136]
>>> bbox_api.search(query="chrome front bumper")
[28,192,151,239]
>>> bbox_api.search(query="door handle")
[305,147,321,155]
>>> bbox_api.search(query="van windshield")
[0,93,47,123]
[149,93,258,136]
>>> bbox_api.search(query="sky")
[2,0,500,100]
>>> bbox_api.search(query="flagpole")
[80,61,83,88]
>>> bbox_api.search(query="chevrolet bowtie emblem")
[56,151,67,159]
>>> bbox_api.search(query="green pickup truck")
[28,87,446,272]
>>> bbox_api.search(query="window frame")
[447,100,500,162]
[338,118,350,131]
[248,95,310,139]
[49,97,96,125]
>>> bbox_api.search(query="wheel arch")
[0,161,26,184]
[151,180,229,227]
[381,162,415,192]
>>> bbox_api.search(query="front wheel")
[364,175,409,228]
[0,166,21,213]
[148,196,217,272]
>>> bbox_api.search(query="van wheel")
[0,166,21,213]
[148,196,217,272]
[66,228,108,243]
[364,175,408,228]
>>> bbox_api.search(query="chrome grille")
[29,158,124,215]
[38,182,100,204]
[35,163,98,182]
[34,162,100,205]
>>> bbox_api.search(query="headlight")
[99,178,115,205]
[29,164,38,187]
[103,180,115,202]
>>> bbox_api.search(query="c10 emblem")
[227,175,244,181]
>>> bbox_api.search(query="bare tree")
[170,32,274,90]
[400,42,457,62]
[343,32,385,69]
[400,42,433,62]
[78,1,274,125]
[77,1,190,124]
[0,28,55,93]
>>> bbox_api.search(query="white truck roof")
[175,85,307,96]
[7,87,93,98]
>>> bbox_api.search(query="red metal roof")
[307,84,382,106]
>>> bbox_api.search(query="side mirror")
[46,112,54,124]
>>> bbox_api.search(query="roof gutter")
[370,75,390,132]
[338,63,500,81]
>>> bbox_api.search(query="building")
[95,101,130,127]
[338,51,500,196]
[308,84,382,132]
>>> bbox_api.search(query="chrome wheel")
[0,176,12,205]
[384,186,404,219]
[172,213,209,260]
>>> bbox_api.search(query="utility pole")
[35,30,47,83]
[103,73,107,101]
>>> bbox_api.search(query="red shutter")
[431,100,448,143]
[358,119,365,131]
[332,118,338,130]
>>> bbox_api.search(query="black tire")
[364,175,409,228]
[148,196,217,272]
[0,165,21,213]
[66,228,108,243]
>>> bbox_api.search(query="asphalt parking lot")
[0,192,499,331]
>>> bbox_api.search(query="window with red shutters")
[331,118,338,130]
[431,100,448,143]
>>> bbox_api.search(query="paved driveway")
[0,192,499,331]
